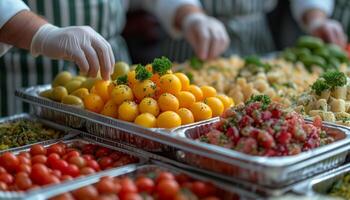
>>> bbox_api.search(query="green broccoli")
[116,75,128,85]
[246,94,271,109]
[322,71,347,87]
[152,56,172,75]
[311,79,331,95]
[135,64,152,81]
[189,57,203,70]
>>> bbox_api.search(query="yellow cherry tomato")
[176,91,196,109]
[71,88,89,100]
[158,93,179,112]
[111,85,134,105]
[190,102,212,121]
[64,80,82,94]
[159,74,182,95]
[133,80,157,100]
[156,111,181,128]
[83,93,105,113]
[134,113,157,128]
[127,70,138,88]
[174,73,190,91]
[94,80,111,102]
[204,97,224,117]
[111,61,130,80]
[216,94,234,110]
[139,97,160,116]
[176,108,194,125]
[188,85,203,101]
[201,86,217,99]
[118,101,139,122]
[100,99,119,118]
[81,77,100,90]
[51,86,68,102]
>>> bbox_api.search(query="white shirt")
[0,0,29,56]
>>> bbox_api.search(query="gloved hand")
[182,13,230,60]
[307,19,347,48]
[30,24,115,80]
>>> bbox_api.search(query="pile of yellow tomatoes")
[43,58,233,129]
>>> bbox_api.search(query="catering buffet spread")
[2,36,350,199]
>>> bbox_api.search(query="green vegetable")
[246,95,271,109]
[322,71,347,87]
[0,120,63,150]
[116,75,128,85]
[189,57,204,70]
[311,79,330,95]
[152,56,172,75]
[135,64,152,81]
[297,36,324,49]
[243,55,272,74]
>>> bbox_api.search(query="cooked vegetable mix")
[329,173,350,199]
[0,120,63,150]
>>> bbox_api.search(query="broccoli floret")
[311,79,330,95]
[322,71,347,87]
[116,75,128,85]
[189,57,203,70]
[152,56,172,75]
[246,95,271,109]
[135,64,152,81]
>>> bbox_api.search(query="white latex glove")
[183,13,230,60]
[307,19,347,48]
[30,24,115,80]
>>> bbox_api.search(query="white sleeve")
[131,0,201,38]
[290,0,334,25]
[0,0,30,56]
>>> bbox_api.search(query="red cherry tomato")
[155,171,175,183]
[64,151,80,161]
[47,153,61,167]
[62,164,80,177]
[15,172,32,190]
[68,156,86,168]
[82,144,97,154]
[191,181,210,198]
[52,159,69,172]
[121,193,142,200]
[50,193,75,200]
[82,154,94,161]
[30,163,49,185]
[60,175,73,182]
[18,152,30,159]
[18,155,31,165]
[80,167,96,175]
[0,181,7,191]
[42,175,60,186]
[96,178,119,194]
[86,160,100,171]
[72,185,98,200]
[175,173,192,185]
[119,177,137,197]
[0,173,13,185]
[0,167,5,174]
[109,152,121,161]
[95,147,110,158]
[98,157,113,170]
[136,177,154,193]
[31,155,47,164]
[16,164,31,174]
[156,179,180,199]
[0,152,19,172]
[47,144,65,156]
[51,170,62,178]
[30,144,47,156]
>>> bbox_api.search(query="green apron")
[0,0,130,116]
[333,0,350,38]
[161,0,277,62]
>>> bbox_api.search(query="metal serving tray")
[0,138,144,200]
[15,85,217,152]
[293,163,350,199]
[33,163,260,200]
[0,113,79,153]
[172,119,350,188]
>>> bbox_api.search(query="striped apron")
[161,0,277,62]
[333,0,350,38]
[0,0,130,117]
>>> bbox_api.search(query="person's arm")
[290,0,347,47]
[135,0,230,60]
[0,3,114,80]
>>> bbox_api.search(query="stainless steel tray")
[0,138,143,200]
[172,119,350,188]
[0,113,79,153]
[15,85,217,152]
[293,163,350,198]
[34,163,260,200]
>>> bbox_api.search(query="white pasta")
[315,99,327,111]
[335,111,350,119]
[330,99,346,113]
[332,86,347,100]
[323,112,336,122]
